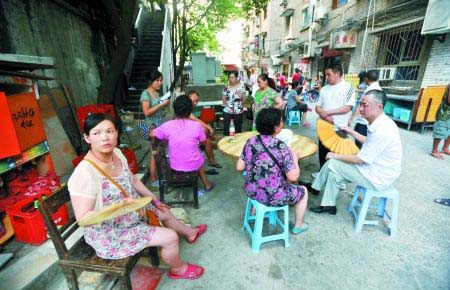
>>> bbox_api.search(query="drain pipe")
[360,0,374,70]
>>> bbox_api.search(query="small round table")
[217,131,318,160]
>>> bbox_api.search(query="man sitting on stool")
[286,84,310,127]
[309,90,402,215]
[188,91,222,173]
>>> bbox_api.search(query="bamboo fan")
[78,197,152,227]
[317,119,359,155]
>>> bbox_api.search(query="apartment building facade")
[241,0,450,93]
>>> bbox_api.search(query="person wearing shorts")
[430,84,450,159]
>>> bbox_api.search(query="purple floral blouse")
[240,135,305,206]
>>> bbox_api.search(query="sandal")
[291,223,310,235]
[205,169,219,175]
[208,163,222,169]
[430,152,444,159]
[434,198,450,206]
[167,263,204,280]
[205,182,216,192]
[187,224,208,244]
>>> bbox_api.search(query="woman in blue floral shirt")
[222,71,246,135]
[236,108,309,234]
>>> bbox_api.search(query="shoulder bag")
[256,135,287,180]
[84,158,161,226]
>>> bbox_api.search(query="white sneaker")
[338,182,347,190]
[311,172,319,178]
[150,180,160,187]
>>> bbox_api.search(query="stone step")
[0,228,84,290]
[135,52,162,58]
[124,99,141,107]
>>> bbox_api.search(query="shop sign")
[297,59,310,73]
[322,47,344,58]
[330,31,357,49]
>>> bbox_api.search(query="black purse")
[256,135,287,180]
[245,108,254,120]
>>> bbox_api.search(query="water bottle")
[229,119,236,142]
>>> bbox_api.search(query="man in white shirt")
[310,90,402,214]
[350,70,382,148]
[315,64,355,168]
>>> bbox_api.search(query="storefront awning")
[421,0,450,34]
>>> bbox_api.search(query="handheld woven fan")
[78,197,152,227]
[316,119,359,155]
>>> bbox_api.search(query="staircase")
[125,12,165,119]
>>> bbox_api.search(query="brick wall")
[421,33,450,87]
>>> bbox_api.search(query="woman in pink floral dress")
[69,113,206,280]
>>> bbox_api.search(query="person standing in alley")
[430,83,450,159]
[314,64,356,169]
[349,70,382,148]
[222,71,247,136]
[140,69,171,187]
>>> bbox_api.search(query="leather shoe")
[298,181,320,196]
[309,206,337,215]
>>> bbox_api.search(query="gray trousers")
[312,159,376,206]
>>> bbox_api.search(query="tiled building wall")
[421,33,450,87]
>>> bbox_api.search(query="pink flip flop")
[167,263,204,280]
[187,224,208,244]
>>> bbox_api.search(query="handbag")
[245,107,254,120]
[84,158,162,227]
[256,135,287,180]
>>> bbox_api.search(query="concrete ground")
[156,108,450,290]
[1,105,449,290]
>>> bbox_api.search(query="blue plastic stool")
[287,110,301,126]
[242,197,289,253]
[347,185,399,236]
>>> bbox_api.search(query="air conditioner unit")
[303,42,315,58]
[315,6,328,20]
[378,67,397,81]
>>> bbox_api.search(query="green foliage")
[184,0,244,54]
[240,0,269,16]
[218,71,228,84]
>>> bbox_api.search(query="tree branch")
[101,0,121,29]
[186,0,216,33]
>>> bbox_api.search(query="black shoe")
[298,180,319,196]
[309,206,337,215]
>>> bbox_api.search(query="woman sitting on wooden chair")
[69,113,206,280]
[150,95,215,192]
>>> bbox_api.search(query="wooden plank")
[0,70,54,80]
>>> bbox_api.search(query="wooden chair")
[39,186,159,290]
[155,141,199,209]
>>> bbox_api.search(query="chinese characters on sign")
[330,31,358,49]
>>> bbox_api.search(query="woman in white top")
[68,113,206,280]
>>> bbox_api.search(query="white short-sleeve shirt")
[356,113,402,190]
[318,79,355,127]
[68,148,129,210]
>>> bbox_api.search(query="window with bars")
[376,22,425,81]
